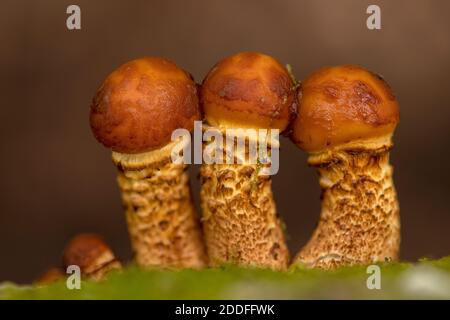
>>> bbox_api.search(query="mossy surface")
[1,257,449,300]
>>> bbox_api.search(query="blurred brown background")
[1,0,449,283]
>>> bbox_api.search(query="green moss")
[1,257,450,300]
[419,256,450,271]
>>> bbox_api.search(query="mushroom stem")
[200,128,289,270]
[294,141,400,268]
[114,140,207,268]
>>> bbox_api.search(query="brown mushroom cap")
[36,267,65,285]
[291,65,400,152]
[90,57,201,154]
[62,234,115,273]
[200,52,296,130]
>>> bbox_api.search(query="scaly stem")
[200,129,289,270]
[115,146,207,268]
[295,148,400,269]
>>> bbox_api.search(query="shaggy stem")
[200,128,289,270]
[295,147,400,269]
[114,143,207,268]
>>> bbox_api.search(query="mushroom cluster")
[64,53,401,277]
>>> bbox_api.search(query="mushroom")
[90,57,207,268]
[199,52,296,270]
[291,65,400,269]
[62,234,122,281]
[36,267,65,285]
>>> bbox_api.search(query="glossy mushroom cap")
[62,234,116,274]
[291,65,400,153]
[201,52,296,130]
[90,57,201,154]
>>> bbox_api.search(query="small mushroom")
[36,267,65,285]
[62,234,122,281]
[90,57,207,268]
[199,52,296,270]
[290,65,400,269]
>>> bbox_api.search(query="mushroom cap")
[291,65,399,152]
[62,234,115,272]
[90,57,201,154]
[36,267,65,285]
[200,52,296,130]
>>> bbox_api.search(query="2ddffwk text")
[175,304,275,317]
